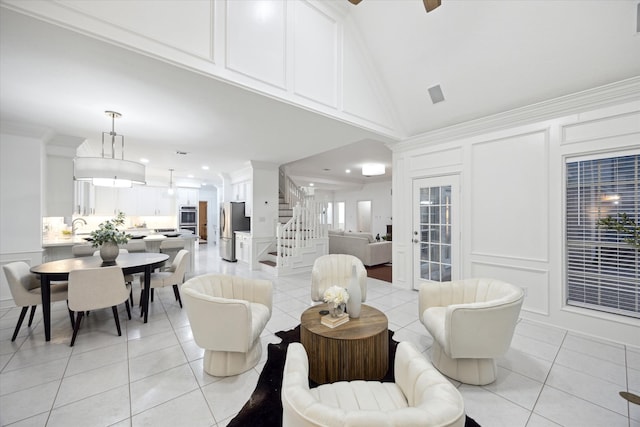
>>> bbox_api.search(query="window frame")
[564,149,639,319]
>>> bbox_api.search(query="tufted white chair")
[181,273,272,377]
[282,341,465,427]
[3,261,71,341]
[418,278,524,385]
[311,254,367,303]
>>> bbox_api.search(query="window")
[326,202,333,226]
[566,153,639,318]
[336,202,345,230]
[418,185,452,282]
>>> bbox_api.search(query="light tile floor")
[1,244,638,426]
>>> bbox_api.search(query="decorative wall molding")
[561,110,640,145]
[396,76,640,152]
[470,260,550,316]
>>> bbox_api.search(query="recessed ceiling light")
[201,183,207,186]
[362,163,385,176]
[202,165,209,170]
[309,183,315,187]
[140,158,149,163]
[345,169,351,173]
[188,174,194,178]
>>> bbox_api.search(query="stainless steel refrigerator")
[220,202,251,262]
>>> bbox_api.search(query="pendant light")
[168,168,175,195]
[74,111,146,187]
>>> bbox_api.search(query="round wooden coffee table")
[300,303,388,384]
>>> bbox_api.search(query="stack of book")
[321,313,349,328]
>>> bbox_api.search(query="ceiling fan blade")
[423,0,441,12]
[348,0,363,4]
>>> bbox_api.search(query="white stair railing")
[279,167,308,208]
[276,200,328,268]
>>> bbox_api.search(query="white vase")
[346,264,361,318]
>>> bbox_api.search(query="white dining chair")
[68,266,132,346]
[3,261,72,341]
[92,248,136,305]
[140,250,189,313]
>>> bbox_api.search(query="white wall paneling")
[392,92,640,346]
[293,0,338,107]
[471,260,550,315]
[470,130,549,263]
[341,22,395,130]
[561,110,640,144]
[2,0,401,138]
[408,147,463,173]
[226,0,286,88]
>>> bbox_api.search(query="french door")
[412,175,460,290]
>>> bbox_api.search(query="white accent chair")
[282,341,466,427]
[311,254,367,302]
[181,274,272,377]
[68,266,132,346]
[418,278,524,385]
[3,261,71,341]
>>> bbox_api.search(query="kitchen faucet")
[72,218,87,235]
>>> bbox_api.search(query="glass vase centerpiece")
[323,285,350,317]
[89,211,132,264]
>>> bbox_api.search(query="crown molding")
[393,76,640,152]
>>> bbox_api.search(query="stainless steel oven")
[179,205,197,227]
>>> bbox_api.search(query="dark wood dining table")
[30,252,169,341]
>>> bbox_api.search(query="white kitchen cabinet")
[117,187,137,216]
[93,186,118,216]
[139,186,174,216]
[74,181,95,216]
[232,181,246,202]
[235,232,250,263]
[177,188,199,206]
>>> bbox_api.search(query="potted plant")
[597,213,640,249]
[90,211,132,263]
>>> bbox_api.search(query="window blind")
[566,154,639,318]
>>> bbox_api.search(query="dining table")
[30,252,169,341]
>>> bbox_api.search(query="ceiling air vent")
[176,151,188,155]
[428,85,445,104]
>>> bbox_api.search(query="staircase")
[258,170,328,275]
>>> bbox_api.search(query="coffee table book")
[321,313,349,328]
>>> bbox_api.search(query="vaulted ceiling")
[1,1,639,190]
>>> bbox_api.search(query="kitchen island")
[42,231,198,272]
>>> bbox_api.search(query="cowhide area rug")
[228,326,481,427]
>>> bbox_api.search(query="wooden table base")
[300,304,388,384]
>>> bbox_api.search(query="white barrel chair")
[311,254,367,302]
[282,341,466,427]
[418,278,524,385]
[181,274,273,377]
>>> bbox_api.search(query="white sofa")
[181,274,273,376]
[328,230,391,266]
[418,278,524,385]
[282,341,466,427]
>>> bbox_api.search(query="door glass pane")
[419,185,452,281]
